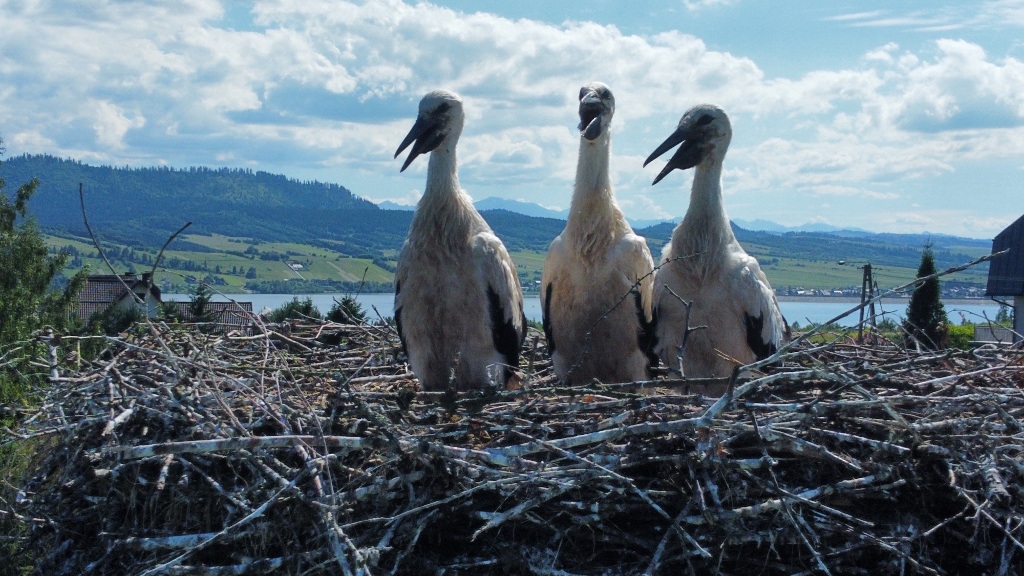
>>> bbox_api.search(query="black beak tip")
[651,163,675,186]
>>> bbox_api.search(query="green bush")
[946,324,974,350]
[267,297,322,322]
[87,304,147,336]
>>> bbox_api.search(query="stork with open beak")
[540,82,657,385]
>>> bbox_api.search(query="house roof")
[986,213,1024,297]
[75,273,161,321]
[167,301,255,333]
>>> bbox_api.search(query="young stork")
[644,104,789,383]
[541,82,657,385]
[393,90,526,391]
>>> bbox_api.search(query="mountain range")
[379,197,881,234]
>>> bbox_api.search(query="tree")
[1,135,86,405]
[996,304,1012,326]
[0,141,85,347]
[903,244,947,350]
[327,295,367,325]
[189,282,217,325]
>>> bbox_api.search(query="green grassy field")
[45,231,396,293]
[45,230,987,295]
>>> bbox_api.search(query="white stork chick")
[541,82,657,385]
[393,90,526,391]
[644,104,789,384]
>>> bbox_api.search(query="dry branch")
[4,315,1024,575]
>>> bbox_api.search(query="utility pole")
[840,260,880,344]
[857,263,877,344]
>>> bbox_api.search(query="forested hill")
[1,155,992,283]
[2,154,389,248]
[0,154,566,257]
[3,154,375,211]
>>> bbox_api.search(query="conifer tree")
[904,244,947,349]
[189,282,216,325]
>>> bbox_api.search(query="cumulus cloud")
[0,0,1022,237]
[91,101,146,149]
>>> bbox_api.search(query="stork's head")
[578,82,615,141]
[643,104,732,185]
[395,89,464,172]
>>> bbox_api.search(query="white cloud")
[683,0,737,11]
[810,185,899,200]
[979,0,1024,27]
[92,101,146,149]
[8,130,57,152]
[618,192,673,220]
[0,0,1022,237]
[826,11,887,22]
[865,42,899,63]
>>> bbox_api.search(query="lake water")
[164,293,1003,328]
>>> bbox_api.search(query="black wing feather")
[542,282,555,354]
[744,312,776,361]
[394,279,407,354]
[487,286,522,370]
[634,287,659,368]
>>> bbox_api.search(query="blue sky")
[2,0,1024,238]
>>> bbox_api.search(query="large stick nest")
[5,317,1024,575]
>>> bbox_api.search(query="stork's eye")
[578,87,587,101]
[436,102,450,115]
[696,114,714,127]
[598,87,611,99]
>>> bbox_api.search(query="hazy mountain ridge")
[636,222,990,275]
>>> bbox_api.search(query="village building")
[165,300,255,334]
[984,213,1024,343]
[74,273,161,324]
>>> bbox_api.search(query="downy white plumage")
[393,90,526,390]
[541,82,657,385]
[644,104,789,385]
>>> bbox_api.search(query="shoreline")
[775,296,995,306]
[169,291,996,307]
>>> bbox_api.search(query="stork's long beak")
[395,115,446,172]
[643,126,706,185]
[578,92,607,141]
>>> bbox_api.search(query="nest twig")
[5,316,1024,575]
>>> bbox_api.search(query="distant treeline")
[244,279,394,294]
[640,223,991,274]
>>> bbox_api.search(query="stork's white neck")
[670,158,735,266]
[565,131,631,258]
[684,160,732,239]
[424,142,460,198]
[410,142,482,249]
